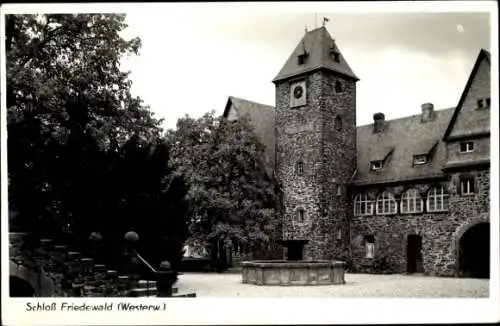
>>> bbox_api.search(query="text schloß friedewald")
[26,302,167,312]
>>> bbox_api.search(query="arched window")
[335,80,343,93]
[376,191,397,215]
[354,194,373,216]
[427,186,449,212]
[334,116,342,130]
[400,189,424,214]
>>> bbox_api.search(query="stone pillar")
[156,261,176,297]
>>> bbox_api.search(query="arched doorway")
[10,276,36,297]
[458,222,490,278]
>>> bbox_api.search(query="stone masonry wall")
[275,70,356,261]
[350,167,490,276]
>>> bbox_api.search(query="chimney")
[421,103,435,122]
[373,112,385,133]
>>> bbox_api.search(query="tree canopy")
[165,112,280,259]
[6,14,188,270]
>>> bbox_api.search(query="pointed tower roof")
[273,26,359,83]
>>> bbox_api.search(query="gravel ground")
[176,272,489,298]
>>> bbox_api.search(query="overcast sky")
[117,3,492,131]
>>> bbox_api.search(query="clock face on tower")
[290,80,307,108]
[293,85,304,99]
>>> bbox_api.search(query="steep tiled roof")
[223,96,275,176]
[443,49,491,140]
[273,27,358,83]
[223,94,455,185]
[354,108,454,185]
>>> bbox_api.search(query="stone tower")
[273,27,359,260]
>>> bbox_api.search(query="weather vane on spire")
[323,17,330,27]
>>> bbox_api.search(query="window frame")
[426,186,449,212]
[375,191,398,215]
[460,176,475,196]
[370,160,383,171]
[354,194,374,216]
[296,161,304,175]
[459,141,474,153]
[334,115,342,131]
[296,208,306,223]
[413,155,428,165]
[477,99,484,108]
[400,189,424,214]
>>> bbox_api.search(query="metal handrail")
[133,251,157,297]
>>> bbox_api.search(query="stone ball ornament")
[159,261,171,271]
[124,231,139,243]
[89,232,103,242]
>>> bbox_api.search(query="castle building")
[223,26,491,277]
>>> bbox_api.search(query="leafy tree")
[166,112,280,269]
[6,14,189,272]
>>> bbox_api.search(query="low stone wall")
[242,260,345,286]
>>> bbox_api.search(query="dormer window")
[413,155,428,165]
[370,160,383,171]
[298,53,307,65]
[331,51,340,63]
[459,141,474,153]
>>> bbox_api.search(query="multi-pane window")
[460,177,475,196]
[354,194,374,216]
[400,189,424,214]
[459,141,474,153]
[376,191,397,215]
[427,186,449,212]
[413,155,428,165]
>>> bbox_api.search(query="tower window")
[460,176,475,196]
[331,51,340,63]
[335,81,343,93]
[296,208,305,223]
[486,97,491,107]
[298,54,307,65]
[337,227,342,240]
[296,161,304,175]
[477,99,484,108]
[334,116,342,130]
[459,141,474,153]
[336,184,342,196]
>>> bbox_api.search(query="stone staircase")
[9,232,196,298]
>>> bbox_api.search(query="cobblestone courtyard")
[176,272,489,298]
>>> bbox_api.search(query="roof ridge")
[229,96,274,109]
[357,106,455,128]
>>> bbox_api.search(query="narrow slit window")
[335,80,343,93]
